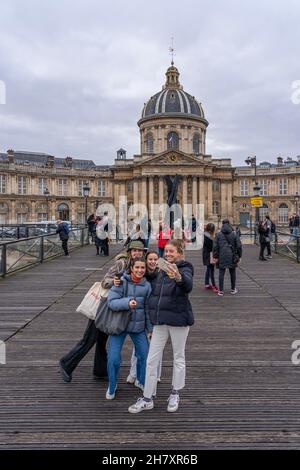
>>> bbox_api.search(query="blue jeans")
[107,331,149,395]
[158,248,165,258]
[205,264,216,287]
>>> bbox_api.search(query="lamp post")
[83,182,90,225]
[43,186,50,233]
[245,156,261,224]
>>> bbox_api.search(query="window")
[259,204,269,220]
[78,180,88,197]
[18,176,27,195]
[259,179,268,196]
[38,178,48,195]
[167,132,179,150]
[145,132,154,154]
[212,180,220,192]
[240,179,249,196]
[17,213,27,224]
[37,213,48,222]
[193,134,200,154]
[213,201,220,215]
[77,213,85,224]
[278,203,288,223]
[98,180,106,197]
[0,175,6,194]
[279,178,287,195]
[58,179,68,196]
[127,181,133,193]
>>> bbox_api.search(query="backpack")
[271,221,276,234]
[62,222,70,235]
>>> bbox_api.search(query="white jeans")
[143,324,190,399]
[130,346,162,380]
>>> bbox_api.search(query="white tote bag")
[76,282,109,320]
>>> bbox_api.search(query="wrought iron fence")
[0,223,86,240]
[0,227,89,277]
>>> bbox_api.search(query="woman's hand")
[113,276,121,287]
[167,263,182,281]
[129,299,137,309]
[147,332,152,340]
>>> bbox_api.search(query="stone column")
[182,176,188,206]
[133,179,139,206]
[192,177,198,214]
[10,200,16,224]
[159,177,164,205]
[220,182,227,218]
[141,177,147,206]
[207,179,213,219]
[227,181,233,220]
[148,177,154,216]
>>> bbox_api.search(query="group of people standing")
[59,238,194,414]
[87,213,110,256]
[202,219,243,297]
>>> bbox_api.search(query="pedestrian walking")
[128,239,194,414]
[213,219,242,296]
[264,215,273,258]
[202,223,218,293]
[56,219,70,257]
[106,257,152,400]
[87,214,96,242]
[95,216,107,256]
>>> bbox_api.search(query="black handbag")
[94,279,131,335]
[223,233,240,265]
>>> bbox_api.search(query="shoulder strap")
[223,232,236,252]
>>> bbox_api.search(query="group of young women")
[59,238,194,414]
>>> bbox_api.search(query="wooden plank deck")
[0,243,300,449]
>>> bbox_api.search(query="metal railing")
[0,223,86,241]
[254,229,300,263]
[0,227,89,277]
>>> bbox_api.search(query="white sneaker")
[157,377,161,383]
[126,374,136,384]
[128,397,154,414]
[230,288,238,295]
[167,393,180,412]
[134,379,144,391]
[106,387,116,400]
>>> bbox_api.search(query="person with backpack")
[213,219,242,297]
[106,257,152,400]
[56,219,70,257]
[264,215,273,259]
[128,239,194,414]
[258,220,269,261]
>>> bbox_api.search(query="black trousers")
[60,319,108,377]
[259,242,267,259]
[103,239,109,256]
[62,239,69,255]
[219,267,236,292]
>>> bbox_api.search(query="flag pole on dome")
[169,37,175,65]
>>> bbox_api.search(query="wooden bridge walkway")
[0,243,300,450]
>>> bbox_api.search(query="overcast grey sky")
[0,0,299,166]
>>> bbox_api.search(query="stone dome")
[140,64,205,121]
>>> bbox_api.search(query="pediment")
[136,150,206,167]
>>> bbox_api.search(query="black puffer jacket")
[202,232,214,266]
[148,261,194,327]
[213,223,242,269]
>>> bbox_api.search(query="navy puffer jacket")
[148,260,194,327]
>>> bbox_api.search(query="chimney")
[65,156,73,168]
[47,155,55,167]
[7,149,14,163]
[297,155,300,163]
[277,156,283,165]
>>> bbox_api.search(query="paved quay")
[0,243,300,449]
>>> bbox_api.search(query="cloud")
[0,0,300,165]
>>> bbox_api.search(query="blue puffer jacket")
[148,260,194,327]
[107,272,152,333]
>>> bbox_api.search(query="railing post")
[297,235,300,263]
[40,236,44,263]
[1,244,7,277]
[81,228,84,247]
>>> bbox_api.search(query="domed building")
[112,62,234,224]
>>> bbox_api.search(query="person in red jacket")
[157,223,173,257]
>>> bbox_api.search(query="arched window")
[278,203,288,223]
[213,201,220,215]
[193,133,201,154]
[57,203,69,221]
[167,132,179,150]
[145,132,154,154]
[259,204,269,220]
